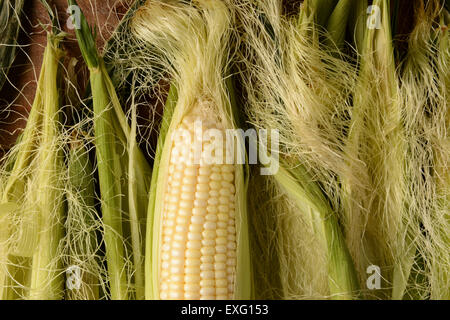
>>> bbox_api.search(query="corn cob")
[158,117,238,300]
[148,99,251,300]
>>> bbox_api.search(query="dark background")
[0,0,134,151]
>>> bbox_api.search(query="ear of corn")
[28,31,66,300]
[340,0,412,299]
[0,16,66,299]
[155,125,240,299]
[70,0,152,300]
[399,2,450,299]
[272,163,359,299]
[131,0,252,300]
[148,98,251,300]
[236,0,359,299]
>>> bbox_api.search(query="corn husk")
[69,0,152,300]
[399,1,449,299]
[235,0,359,299]
[0,27,66,300]
[325,0,356,50]
[64,134,100,300]
[340,0,411,299]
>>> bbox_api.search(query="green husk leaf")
[145,83,177,299]
[274,163,359,299]
[301,0,339,29]
[70,0,152,300]
[325,0,355,50]
[89,64,128,300]
[28,31,66,300]
[348,0,368,54]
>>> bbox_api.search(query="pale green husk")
[70,0,152,300]
[0,30,66,300]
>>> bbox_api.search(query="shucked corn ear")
[158,111,244,300]
[131,0,252,300]
[70,0,152,300]
[149,94,251,300]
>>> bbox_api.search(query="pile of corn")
[0,0,447,300]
